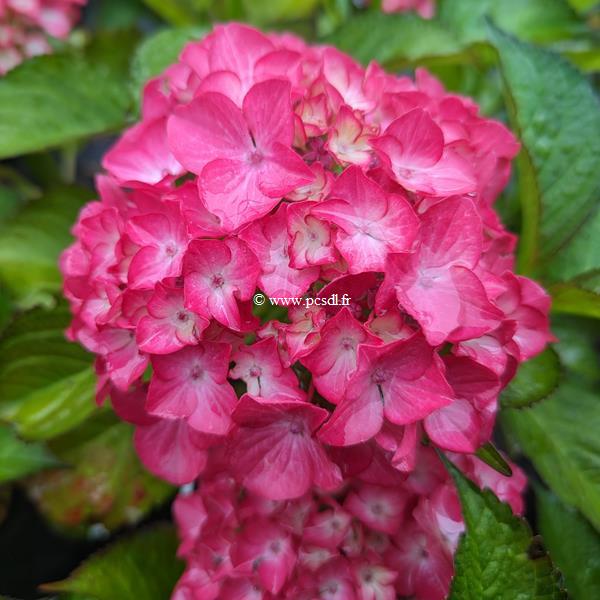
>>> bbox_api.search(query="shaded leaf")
[90,0,152,30]
[550,315,600,385]
[0,424,58,483]
[0,485,10,525]
[44,524,183,599]
[536,486,600,599]
[0,284,12,334]
[326,12,465,67]
[0,304,97,440]
[326,1,588,70]
[0,185,90,307]
[500,347,561,409]
[0,31,137,159]
[141,0,209,25]
[440,0,581,45]
[487,25,600,273]
[25,413,173,533]
[544,204,600,316]
[475,442,512,476]
[0,183,26,224]
[443,457,566,599]
[501,380,600,530]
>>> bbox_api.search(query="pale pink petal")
[318,387,384,446]
[103,118,183,185]
[183,238,260,330]
[230,337,305,401]
[424,398,480,452]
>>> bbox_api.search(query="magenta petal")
[200,159,278,231]
[301,307,381,404]
[229,396,341,499]
[147,344,236,434]
[242,79,295,149]
[312,166,419,273]
[182,238,260,330]
[424,398,480,452]
[134,417,212,485]
[257,145,314,198]
[167,92,250,174]
[382,108,444,168]
[318,388,384,446]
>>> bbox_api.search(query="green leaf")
[326,1,587,69]
[501,380,600,530]
[567,0,599,12]
[541,196,600,320]
[564,45,600,73]
[26,413,173,533]
[0,32,137,159]
[131,26,207,104]
[44,524,183,599]
[475,442,513,476]
[0,185,89,307]
[0,183,26,224]
[0,284,13,334]
[0,423,58,483]
[443,457,566,599]
[90,0,152,30]
[536,487,600,599]
[500,347,561,409]
[440,0,581,45]
[141,0,209,25]
[0,304,97,440]
[551,315,600,385]
[326,12,465,68]
[549,283,600,319]
[486,25,600,274]
[242,0,320,24]
[543,206,600,317]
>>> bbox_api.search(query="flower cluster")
[171,447,525,599]
[0,0,85,75]
[61,23,551,599]
[380,0,436,19]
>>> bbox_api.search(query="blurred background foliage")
[0,0,598,598]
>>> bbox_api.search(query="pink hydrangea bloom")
[0,0,86,75]
[61,23,551,600]
[171,446,525,599]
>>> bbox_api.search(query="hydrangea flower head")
[170,447,526,600]
[62,23,551,599]
[0,0,85,75]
